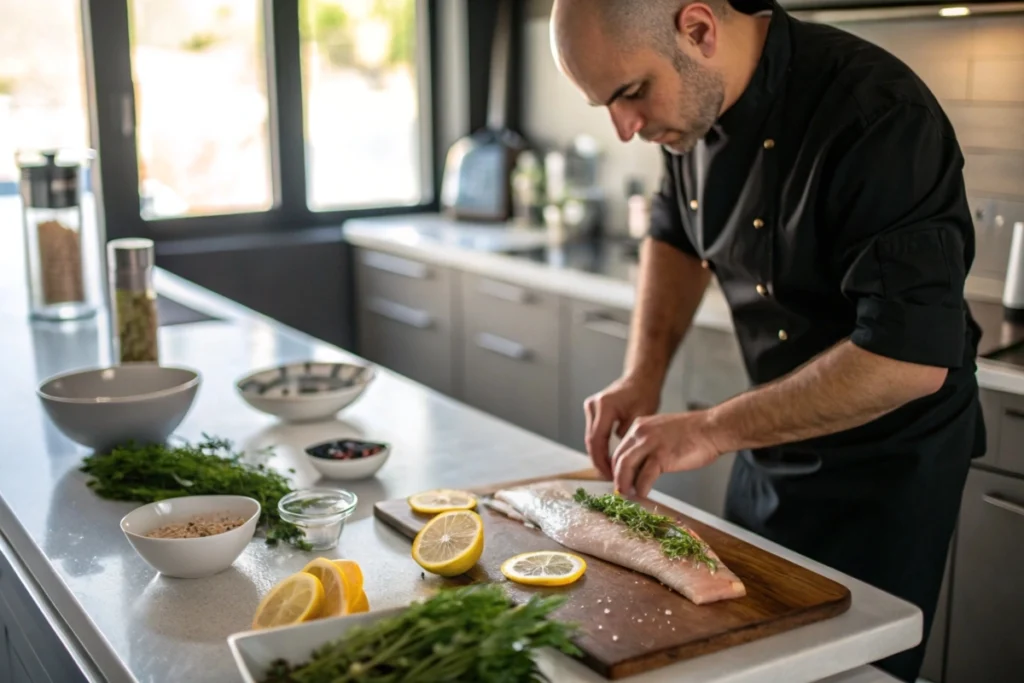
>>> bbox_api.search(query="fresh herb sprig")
[263,584,580,683]
[573,488,717,572]
[80,435,311,550]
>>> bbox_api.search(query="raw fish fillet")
[492,481,746,605]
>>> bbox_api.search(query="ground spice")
[36,220,85,305]
[115,288,159,362]
[145,513,246,539]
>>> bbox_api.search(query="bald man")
[558,1,984,680]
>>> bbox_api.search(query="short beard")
[664,50,724,155]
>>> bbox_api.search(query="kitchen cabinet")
[995,392,1024,476]
[354,249,460,396]
[561,299,686,451]
[1,624,9,683]
[976,388,1001,468]
[946,468,1024,683]
[461,273,562,440]
[920,547,952,683]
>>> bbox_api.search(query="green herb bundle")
[573,488,717,572]
[263,584,579,683]
[80,436,310,549]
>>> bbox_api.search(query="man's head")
[551,0,730,154]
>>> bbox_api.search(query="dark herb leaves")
[80,435,310,550]
[263,584,579,683]
[573,488,717,572]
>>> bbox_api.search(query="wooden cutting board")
[373,470,851,680]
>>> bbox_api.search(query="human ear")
[675,4,718,59]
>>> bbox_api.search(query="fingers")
[584,397,614,480]
[634,456,662,499]
[612,429,654,496]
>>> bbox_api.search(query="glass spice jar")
[17,149,98,321]
[108,238,159,364]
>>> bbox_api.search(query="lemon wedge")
[251,572,324,630]
[411,510,484,577]
[407,489,478,514]
[349,589,370,614]
[501,551,587,587]
[302,558,352,618]
[331,559,364,597]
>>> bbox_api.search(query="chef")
[553,0,985,680]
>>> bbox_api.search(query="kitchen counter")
[0,239,922,681]
[343,213,1024,396]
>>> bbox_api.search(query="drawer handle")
[1005,408,1024,420]
[361,251,430,280]
[983,493,1024,518]
[582,313,630,341]
[367,298,433,329]
[477,278,530,304]
[476,332,531,361]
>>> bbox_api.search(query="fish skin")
[493,480,746,605]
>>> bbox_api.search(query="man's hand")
[584,377,661,479]
[611,411,721,498]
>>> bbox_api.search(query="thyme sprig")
[573,488,717,572]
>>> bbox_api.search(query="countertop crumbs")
[665,609,673,615]
[612,635,619,641]
[604,608,610,614]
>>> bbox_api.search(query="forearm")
[624,238,711,387]
[706,340,948,453]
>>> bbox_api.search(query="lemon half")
[407,489,478,515]
[251,572,324,630]
[501,551,587,587]
[411,509,484,577]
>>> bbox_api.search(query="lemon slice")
[332,559,364,597]
[501,551,587,587]
[407,489,478,514]
[302,558,352,618]
[411,510,484,577]
[251,572,324,630]
[349,589,370,614]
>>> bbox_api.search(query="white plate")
[228,607,405,683]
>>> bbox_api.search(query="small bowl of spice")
[120,495,260,579]
[304,438,391,481]
[278,488,358,551]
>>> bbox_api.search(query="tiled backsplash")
[521,2,1024,282]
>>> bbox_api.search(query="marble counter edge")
[342,226,1024,395]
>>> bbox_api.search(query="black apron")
[687,75,977,682]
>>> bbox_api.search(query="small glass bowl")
[278,488,358,551]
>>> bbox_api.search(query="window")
[300,0,426,211]
[0,0,90,190]
[128,0,274,219]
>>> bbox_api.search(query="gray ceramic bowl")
[37,365,200,452]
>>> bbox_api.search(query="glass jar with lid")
[17,149,98,320]
[108,238,160,363]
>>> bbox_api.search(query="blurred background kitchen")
[1,2,1023,682]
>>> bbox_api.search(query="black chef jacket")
[649,2,985,470]
[647,5,983,680]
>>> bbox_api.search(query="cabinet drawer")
[461,276,561,440]
[681,327,748,408]
[997,392,1024,475]
[561,301,685,452]
[947,468,1024,683]
[976,389,1000,468]
[356,250,450,315]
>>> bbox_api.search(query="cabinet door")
[996,392,1024,476]
[355,250,457,395]
[975,389,1001,468]
[656,327,750,517]
[0,624,10,683]
[920,545,952,683]
[561,301,685,452]
[947,468,1024,683]
[461,275,561,440]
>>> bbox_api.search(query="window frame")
[86,0,443,242]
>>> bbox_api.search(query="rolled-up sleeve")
[648,149,698,257]
[829,104,970,369]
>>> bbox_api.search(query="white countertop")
[343,213,1024,395]
[0,222,917,682]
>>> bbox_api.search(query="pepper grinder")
[1003,222,1024,322]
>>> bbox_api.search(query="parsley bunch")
[81,435,310,550]
[573,488,716,571]
[263,584,579,683]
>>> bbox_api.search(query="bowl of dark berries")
[304,438,391,480]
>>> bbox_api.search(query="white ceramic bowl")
[120,495,261,579]
[304,439,391,480]
[37,365,200,452]
[236,362,375,423]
